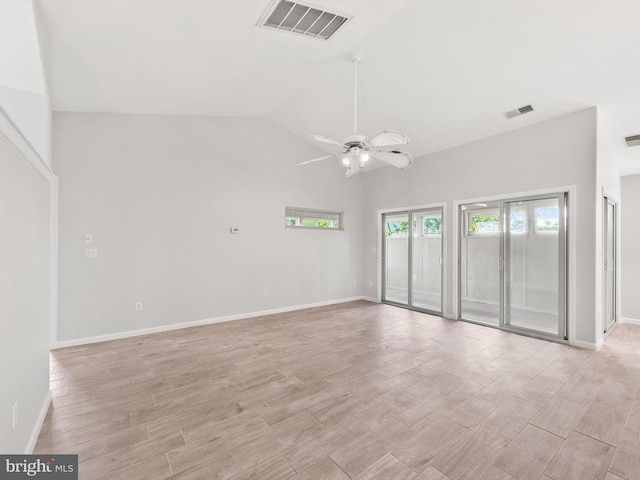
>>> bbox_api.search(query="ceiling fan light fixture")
[299,53,413,177]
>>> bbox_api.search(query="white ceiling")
[37,0,640,175]
[1,0,46,93]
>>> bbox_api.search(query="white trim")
[49,176,59,348]
[567,339,601,351]
[362,296,379,303]
[52,296,367,349]
[25,390,51,454]
[0,105,53,182]
[621,317,640,325]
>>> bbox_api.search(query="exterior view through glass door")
[383,208,443,314]
[459,202,501,325]
[604,197,617,333]
[459,193,567,340]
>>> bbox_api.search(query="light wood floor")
[36,301,640,480]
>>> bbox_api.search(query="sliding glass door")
[383,213,409,305]
[459,193,567,340]
[383,208,443,314]
[459,202,501,325]
[504,195,566,337]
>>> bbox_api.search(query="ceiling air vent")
[258,0,351,40]
[623,134,640,148]
[504,104,535,119]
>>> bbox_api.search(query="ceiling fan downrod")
[352,52,362,135]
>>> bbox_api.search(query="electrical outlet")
[263,289,268,297]
[12,402,18,430]
[135,302,143,311]
[84,248,98,258]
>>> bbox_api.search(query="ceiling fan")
[297,52,413,177]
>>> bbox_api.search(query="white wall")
[54,112,365,343]
[0,131,51,453]
[621,174,640,322]
[0,86,51,165]
[363,108,598,346]
[0,0,51,166]
[0,0,53,454]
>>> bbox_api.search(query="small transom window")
[285,207,343,230]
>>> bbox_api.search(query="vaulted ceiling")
[37,0,640,174]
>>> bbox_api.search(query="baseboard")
[570,338,601,351]
[25,390,51,454]
[621,317,640,325]
[362,296,379,303]
[53,296,367,349]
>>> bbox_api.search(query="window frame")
[285,206,344,231]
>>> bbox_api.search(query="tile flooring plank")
[530,396,588,438]
[545,431,615,480]
[574,402,628,447]
[482,396,541,439]
[608,428,640,480]
[351,453,417,480]
[430,426,511,480]
[392,417,469,472]
[494,424,564,480]
[290,457,349,480]
[329,419,415,478]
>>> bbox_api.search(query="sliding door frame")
[502,192,568,340]
[453,186,576,345]
[603,195,618,333]
[378,202,447,316]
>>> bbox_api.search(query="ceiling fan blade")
[370,149,413,169]
[296,155,334,166]
[309,135,346,148]
[366,130,410,147]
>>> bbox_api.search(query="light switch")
[230,227,240,234]
[84,233,93,244]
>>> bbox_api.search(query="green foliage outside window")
[387,221,409,236]
[423,217,442,235]
[469,214,500,234]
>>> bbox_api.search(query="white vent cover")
[504,104,535,119]
[258,0,351,40]
[623,134,640,148]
